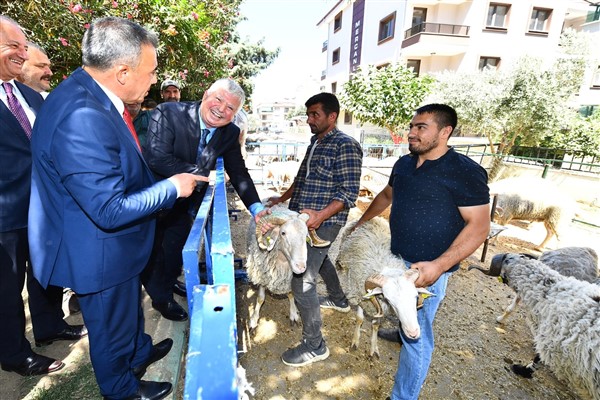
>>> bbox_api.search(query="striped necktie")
[3,82,32,139]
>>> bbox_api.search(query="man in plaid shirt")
[268,92,363,366]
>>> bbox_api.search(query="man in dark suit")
[143,78,267,320]
[0,15,87,378]
[28,17,205,400]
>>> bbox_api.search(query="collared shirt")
[289,127,363,226]
[1,78,37,125]
[388,148,489,268]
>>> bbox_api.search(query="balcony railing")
[404,22,470,39]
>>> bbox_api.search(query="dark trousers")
[141,208,193,304]
[291,224,346,350]
[78,275,152,399]
[0,228,67,365]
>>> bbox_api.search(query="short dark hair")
[415,103,458,135]
[305,92,340,117]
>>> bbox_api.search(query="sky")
[236,0,337,105]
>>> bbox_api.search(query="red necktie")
[3,82,32,139]
[122,108,141,151]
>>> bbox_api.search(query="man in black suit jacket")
[143,78,266,320]
[0,15,86,377]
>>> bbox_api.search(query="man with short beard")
[17,42,52,97]
[353,104,490,400]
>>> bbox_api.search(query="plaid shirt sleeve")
[289,128,363,226]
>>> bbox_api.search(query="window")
[592,66,600,88]
[412,8,427,27]
[529,8,552,32]
[407,60,421,76]
[487,4,510,29]
[479,57,500,70]
[332,48,340,65]
[334,12,342,32]
[378,12,396,43]
[331,82,337,94]
[344,111,352,124]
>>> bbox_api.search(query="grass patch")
[29,362,101,400]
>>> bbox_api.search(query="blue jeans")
[291,224,345,350]
[391,263,451,400]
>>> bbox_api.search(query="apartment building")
[317,0,600,135]
[254,100,297,132]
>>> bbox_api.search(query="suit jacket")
[0,81,43,232]
[28,67,179,294]
[144,101,260,210]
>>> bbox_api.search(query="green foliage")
[339,63,434,142]
[541,109,600,157]
[0,0,278,101]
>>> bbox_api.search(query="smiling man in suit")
[0,15,87,378]
[28,17,206,400]
[142,78,267,319]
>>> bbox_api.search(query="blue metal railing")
[182,158,239,399]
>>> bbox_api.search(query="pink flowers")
[59,37,69,47]
[191,12,199,21]
[112,1,118,8]
[71,4,82,13]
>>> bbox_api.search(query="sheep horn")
[307,229,331,248]
[364,274,388,318]
[298,213,331,248]
[255,214,290,250]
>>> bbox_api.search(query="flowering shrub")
[1,0,253,99]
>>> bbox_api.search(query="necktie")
[196,128,209,164]
[123,108,142,151]
[3,82,32,139]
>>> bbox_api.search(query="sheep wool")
[500,255,600,400]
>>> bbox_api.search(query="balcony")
[404,22,470,40]
[402,22,470,56]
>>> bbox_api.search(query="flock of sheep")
[242,175,600,399]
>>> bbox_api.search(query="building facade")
[317,0,600,138]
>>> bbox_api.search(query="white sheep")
[263,160,300,192]
[469,253,600,400]
[495,247,599,324]
[245,204,309,330]
[488,177,576,250]
[335,216,432,358]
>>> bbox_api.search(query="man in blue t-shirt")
[353,104,490,400]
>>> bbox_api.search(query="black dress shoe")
[132,338,174,379]
[107,380,173,400]
[377,328,402,344]
[36,324,88,347]
[172,281,187,297]
[152,300,188,321]
[1,353,64,376]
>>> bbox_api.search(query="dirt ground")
[2,187,598,400]
[234,188,600,400]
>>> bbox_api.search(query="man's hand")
[410,261,444,288]
[299,208,324,231]
[170,173,209,198]
[265,196,282,207]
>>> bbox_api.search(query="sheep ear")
[266,227,281,251]
[298,213,309,222]
[404,269,419,283]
